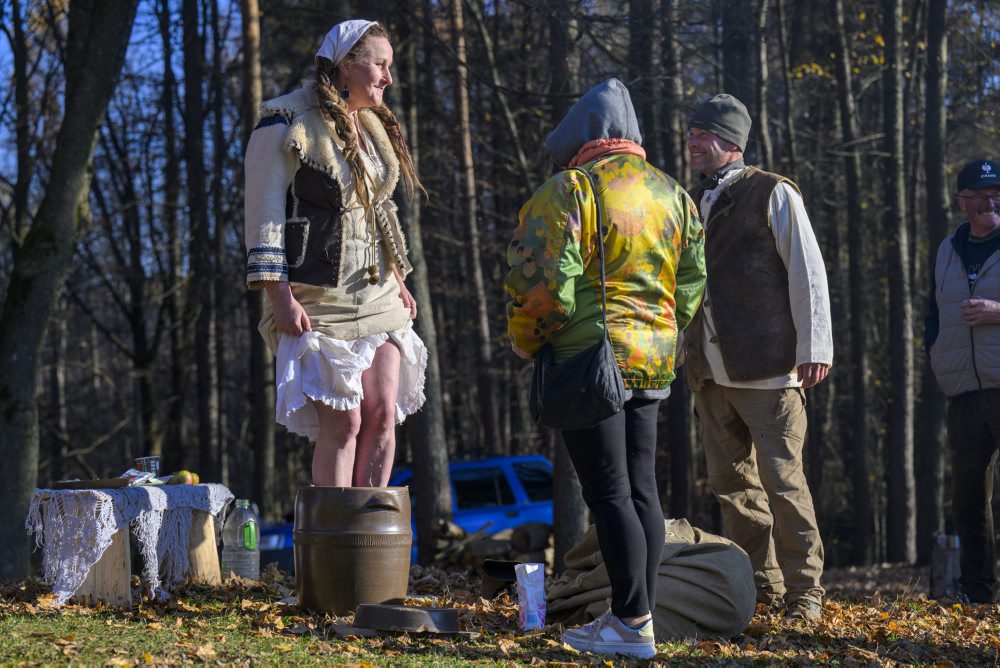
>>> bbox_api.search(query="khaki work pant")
[695,380,824,606]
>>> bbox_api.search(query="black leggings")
[562,397,664,619]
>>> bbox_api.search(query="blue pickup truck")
[260,454,553,571]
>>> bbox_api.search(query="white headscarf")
[315,19,378,66]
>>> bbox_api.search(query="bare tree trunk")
[240,0,276,518]
[667,368,694,518]
[48,295,69,483]
[11,0,32,243]
[184,0,221,483]
[552,431,588,574]
[0,0,139,581]
[549,0,588,573]
[662,2,696,513]
[157,0,189,474]
[209,0,229,488]
[755,0,773,169]
[721,0,754,135]
[776,0,798,175]
[833,0,874,565]
[451,0,501,454]
[394,3,453,564]
[629,0,658,165]
[916,0,948,565]
[883,0,916,565]
[661,0,687,180]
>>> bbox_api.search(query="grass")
[3,564,1000,665]
[0,597,525,666]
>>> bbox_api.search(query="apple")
[168,470,195,485]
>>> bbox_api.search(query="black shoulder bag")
[529,166,626,431]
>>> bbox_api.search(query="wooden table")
[27,483,234,606]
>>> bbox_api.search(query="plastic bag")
[515,562,545,630]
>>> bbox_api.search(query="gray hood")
[545,78,642,167]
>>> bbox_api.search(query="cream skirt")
[274,321,427,441]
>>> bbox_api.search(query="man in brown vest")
[684,94,833,621]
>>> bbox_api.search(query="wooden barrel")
[294,486,411,615]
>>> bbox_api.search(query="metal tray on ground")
[354,603,461,633]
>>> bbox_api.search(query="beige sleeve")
[769,183,834,366]
[244,120,299,289]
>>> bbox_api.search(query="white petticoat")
[275,321,427,441]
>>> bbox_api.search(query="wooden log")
[186,510,221,585]
[468,538,513,558]
[76,527,131,606]
[436,519,466,539]
[491,528,514,542]
[511,522,552,552]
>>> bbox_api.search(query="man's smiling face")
[687,127,742,176]
[958,188,1000,237]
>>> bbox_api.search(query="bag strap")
[568,165,610,334]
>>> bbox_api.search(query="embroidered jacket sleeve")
[673,191,707,332]
[769,183,834,366]
[244,114,299,289]
[505,170,598,355]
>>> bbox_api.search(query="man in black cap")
[925,158,1000,604]
[683,93,833,621]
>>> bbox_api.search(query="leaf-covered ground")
[2,563,999,665]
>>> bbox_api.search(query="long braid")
[370,104,425,200]
[315,58,372,212]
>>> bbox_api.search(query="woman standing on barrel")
[244,19,426,487]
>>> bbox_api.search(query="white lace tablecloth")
[26,483,234,605]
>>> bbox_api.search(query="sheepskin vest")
[259,86,411,288]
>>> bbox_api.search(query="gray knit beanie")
[689,94,752,151]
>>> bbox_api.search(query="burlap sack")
[547,518,755,640]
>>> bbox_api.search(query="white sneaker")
[561,611,656,659]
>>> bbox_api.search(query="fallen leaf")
[195,643,217,661]
[36,593,59,607]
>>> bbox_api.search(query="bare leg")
[312,404,362,486]
[353,341,402,487]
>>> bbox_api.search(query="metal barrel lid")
[354,603,461,633]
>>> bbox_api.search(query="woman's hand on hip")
[265,282,312,336]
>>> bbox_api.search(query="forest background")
[0,0,998,582]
